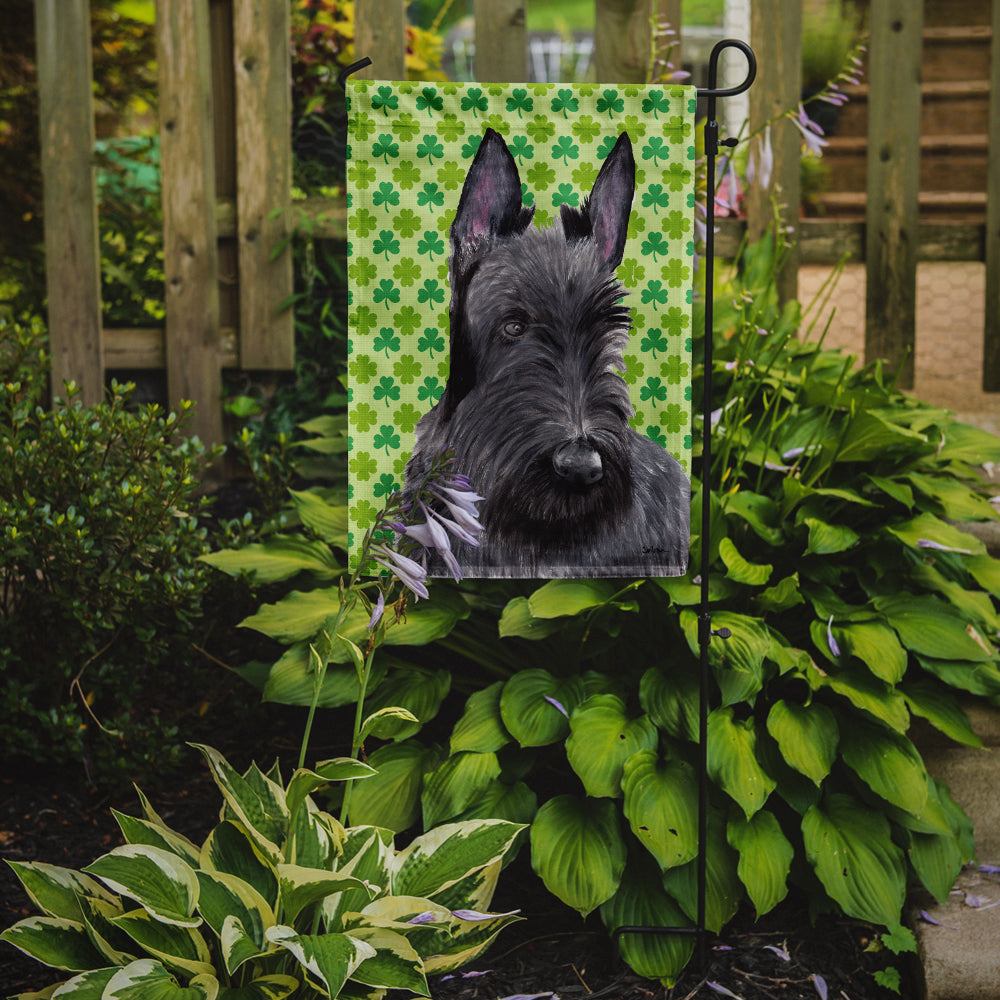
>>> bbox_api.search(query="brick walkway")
[798,262,1000,435]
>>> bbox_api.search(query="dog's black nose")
[553,440,603,487]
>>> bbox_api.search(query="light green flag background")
[346,79,696,564]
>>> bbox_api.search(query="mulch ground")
[1,737,913,1000]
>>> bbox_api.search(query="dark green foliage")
[0,317,219,783]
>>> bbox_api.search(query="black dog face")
[404,128,689,577]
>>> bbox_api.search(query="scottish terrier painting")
[403,127,690,578]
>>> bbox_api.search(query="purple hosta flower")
[979,864,1000,874]
[746,125,774,191]
[371,544,430,600]
[367,590,385,631]
[826,615,842,657]
[763,944,791,962]
[811,974,828,1000]
[707,982,742,999]
[715,156,741,215]
[407,911,438,925]
[791,104,828,157]
[917,538,973,555]
[451,908,521,921]
[544,695,569,718]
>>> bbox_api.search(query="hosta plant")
[1,744,523,999]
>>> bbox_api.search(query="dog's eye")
[502,320,526,338]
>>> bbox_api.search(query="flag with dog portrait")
[346,80,696,579]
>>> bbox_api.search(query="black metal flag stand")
[340,38,758,975]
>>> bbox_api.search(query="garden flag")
[346,80,696,578]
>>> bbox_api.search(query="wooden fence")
[33,0,1000,445]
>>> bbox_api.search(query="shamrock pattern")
[347,80,696,562]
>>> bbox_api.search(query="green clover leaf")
[659,402,686,433]
[416,87,444,113]
[392,160,421,189]
[552,183,579,208]
[373,327,400,356]
[373,424,401,453]
[418,182,445,209]
[417,327,446,355]
[483,114,511,136]
[348,352,378,384]
[641,232,669,260]
[526,160,556,190]
[348,256,377,286]
[372,277,400,306]
[461,88,488,117]
[551,88,579,117]
[663,114,693,144]
[506,88,534,117]
[663,209,692,239]
[640,376,667,406]
[373,472,399,499]
[373,231,400,260]
[665,162,692,192]
[352,401,378,433]
[394,209,422,240]
[391,112,420,142]
[352,112,376,141]
[372,133,399,163]
[618,114,646,138]
[642,183,670,214]
[392,257,420,287]
[641,280,668,307]
[596,88,624,117]
[372,181,400,212]
[570,162,599,191]
[373,376,401,407]
[642,91,669,118]
[571,114,601,143]
[661,258,692,288]
[645,425,667,448]
[509,134,534,164]
[436,113,466,142]
[351,207,377,238]
[552,135,580,165]
[393,305,421,336]
[460,134,483,160]
[371,86,398,115]
[417,376,443,402]
[393,353,421,384]
[351,307,378,338]
[350,451,378,481]
[417,230,445,257]
[417,134,445,164]
[348,160,376,190]
[662,354,690,385]
[641,136,667,166]
[526,115,556,143]
[417,280,445,305]
[395,402,422,434]
[640,327,669,357]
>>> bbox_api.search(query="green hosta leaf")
[886,512,985,557]
[621,751,698,870]
[346,926,428,994]
[265,926,375,997]
[285,759,376,821]
[661,811,741,933]
[75,894,135,966]
[765,700,838,786]
[83,846,200,928]
[111,908,214,978]
[195,871,273,974]
[718,537,772,585]
[807,660,910,732]
[803,517,859,556]
[906,472,998,521]
[527,578,619,617]
[681,610,770,706]
[835,410,927,463]
[112,812,201,868]
[199,822,278,910]
[916,655,1000,697]
[39,966,117,998]
[219,915,268,980]
[839,718,928,816]
[0,916,107,971]
[322,829,393,931]
[450,682,511,753]
[261,643,388,709]
[874,594,995,662]
[288,489,349,546]
[727,811,793,917]
[967,553,1000,597]
[103,959,218,1000]
[200,535,341,583]
[362,667,451,740]
[599,853,694,987]
[724,490,784,545]
[4,862,117,923]
[909,826,965,905]
[530,795,626,917]
[499,670,584,747]
[190,746,287,862]
[834,621,907,684]
[453,779,538,827]
[802,793,906,926]
[393,820,524,900]
[639,664,699,742]
[421,751,502,828]
[216,975,299,1000]
[910,562,1000,633]
[935,421,1000,464]
[901,680,982,748]
[277,865,374,925]
[707,707,776,818]
[566,695,658,798]
[347,740,442,832]
[755,573,805,614]
[360,706,421,742]
[497,596,564,639]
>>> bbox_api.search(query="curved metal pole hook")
[337,57,373,90]
[699,38,757,100]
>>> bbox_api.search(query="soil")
[0,739,913,1000]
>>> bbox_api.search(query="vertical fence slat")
[157,0,223,445]
[354,0,406,80]
[864,0,923,389]
[983,0,1000,390]
[233,0,294,369]
[746,0,801,303]
[594,0,658,84]
[34,0,103,405]
[474,0,526,82]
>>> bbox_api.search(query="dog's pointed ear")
[586,131,635,269]
[451,128,532,251]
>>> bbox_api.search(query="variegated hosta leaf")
[112,810,202,868]
[276,864,376,925]
[214,974,300,999]
[102,958,218,999]
[421,907,522,975]
[621,751,698,871]
[706,707,776,819]
[450,681,511,754]
[288,802,344,870]
[765,700,838,786]
[0,916,107,972]
[566,695,658,798]
[726,810,793,918]
[345,926,429,995]
[661,810,742,934]
[265,925,375,998]
[285,760,376,823]
[802,793,906,926]
[425,859,501,915]
[599,853,694,987]
[200,822,279,910]
[4,861,117,922]
[77,894,136,966]
[83,846,200,928]
[195,870,274,973]
[529,795,626,917]
[323,829,393,931]
[391,820,524,900]
[47,965,118,997]
[190,745,287,863]
[110,907,213,978]
[421,751,501,829]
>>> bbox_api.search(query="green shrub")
[1,743,524,997]
[0,317,220,783]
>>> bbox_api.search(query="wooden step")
[922,0,991,28]
[833,80,991,138]
[822,134,989,193]
[813,190,987,222]
[922,25,993,83]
